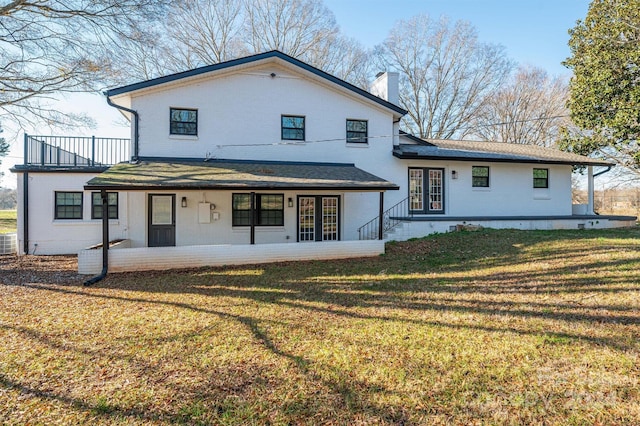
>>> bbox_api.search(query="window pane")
[232,210,251,226]
[409,169,423,211]
[533,169,549,188]
[151,196,172,225]
[282,116,304,128]
[429,169,443,211]
[472,166,489,187]
[170,108,197,135]
[55,192,82,219]
[346,120,367,143]
[92,192,118,219]
[232,194,251,210]
[282,116,305,140]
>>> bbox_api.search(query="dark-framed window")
[232,193,284,226]
[92,192,118,219]
[472,166,490,187]
[55,191,83,219]
[346,119,368,143]
[170,108,198,135]
[281,115,305,140]
[533,168,549,188]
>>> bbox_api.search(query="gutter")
[593,165,612,177]
[105,95,139,161]
[83,190,110,286]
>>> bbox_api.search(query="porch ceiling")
[84,158,399,191]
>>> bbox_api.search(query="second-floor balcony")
[24,134,131,167]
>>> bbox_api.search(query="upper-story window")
[533,168,549,188]
[472,166,490,187]
[346,119,368,143]
[170,108,198,136]
[281,115,305,140]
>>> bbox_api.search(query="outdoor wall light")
[288,197,294,207]
[181,197,187,208]
[451,170,458,179]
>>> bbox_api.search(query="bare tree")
[243,0,337,58]
[472,66,569,146]
[376,15,513,139]
[0,0,168,128]
[166,0,246,68]
[113,0,372,89]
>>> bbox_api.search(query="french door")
[409,168,444,214]
[298,196,339,242]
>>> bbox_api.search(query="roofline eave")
[84,184,400,191]
[105,51,407,116]
[392,151,615,167]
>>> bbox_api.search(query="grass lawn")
[1,228,639,425]
[0,210,17,234]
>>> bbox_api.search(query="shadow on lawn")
[3,228,640,423]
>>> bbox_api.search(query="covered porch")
[81,158,398,275]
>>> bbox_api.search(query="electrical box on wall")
[198,202,211,223]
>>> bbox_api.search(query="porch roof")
[394,139,614,166]
[84,158,399,191]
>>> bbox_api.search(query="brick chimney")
[370,71,399,105]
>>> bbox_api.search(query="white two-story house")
[11,51,634,276]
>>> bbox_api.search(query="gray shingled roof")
[394,138,612,166]
[84,159,399,191]
[106,50,407,116]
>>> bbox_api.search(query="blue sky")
[325,0,590,76]
[1,0,592,186]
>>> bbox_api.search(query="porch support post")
[378,191,384,240]
[101,189,109,268]
[250,191,255,245]
[84,189,109,286]
[23,172,29,254]
[587,166,595,215]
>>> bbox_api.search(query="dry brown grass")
[1,228,639,425]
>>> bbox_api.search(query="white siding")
[16,172,129,255]
[130,63,396,167]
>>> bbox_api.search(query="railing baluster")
[24,135,130,166]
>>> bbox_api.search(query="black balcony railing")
[24,134,130,167]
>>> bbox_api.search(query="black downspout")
[250,192,255,245]
[23,172,29,254]
[378,192,384,240]
[105,95,139,161]
[594,166,612,177]
[84,189,109,286]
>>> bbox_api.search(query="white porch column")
[587,166,595,215]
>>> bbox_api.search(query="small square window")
[472,166,490,187]
[281,115,305,140]
[55,191,83,219]
[92,192,118,219]
[170,108,197,135]
[346,119,368,143]
[533,168,549,188]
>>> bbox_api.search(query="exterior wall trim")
[78,240,385,275]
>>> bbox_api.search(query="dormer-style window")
[281,115,305,140]
[346,119,368,143]
[170,108,197,135]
